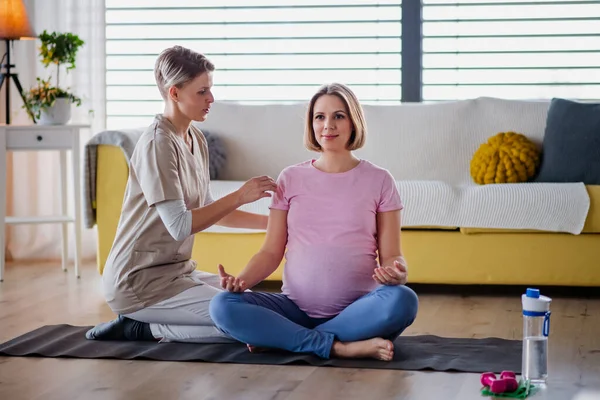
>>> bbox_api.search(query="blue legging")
[209,285,418,359]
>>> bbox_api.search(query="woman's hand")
[373,260,408,286]
[218,264,246,292]
[235,176,277,205]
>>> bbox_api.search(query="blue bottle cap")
[526,288,540,298]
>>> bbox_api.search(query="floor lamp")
[0,0,36,124]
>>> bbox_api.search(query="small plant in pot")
[23,77,82,123]
[22,30,85,125]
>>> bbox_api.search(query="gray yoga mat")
[0,325,522,373]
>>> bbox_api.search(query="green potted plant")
[22,30,85,125]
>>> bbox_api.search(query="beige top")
[102,114,213,314]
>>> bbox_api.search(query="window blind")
[422,0,600,102]
[105,0,402,129]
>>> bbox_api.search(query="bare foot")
[331,338,394,361]
[247,344,273,353]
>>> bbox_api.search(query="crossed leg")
[209,285,419,360]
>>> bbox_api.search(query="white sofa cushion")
[196,97,551,185]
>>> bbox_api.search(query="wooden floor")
[1,262,599,400]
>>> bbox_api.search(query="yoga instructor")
[86,45,276,343]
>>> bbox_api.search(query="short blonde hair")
[154,46,215,100]
[304,83,367,152]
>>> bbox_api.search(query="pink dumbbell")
[500,371,516,380]
[480,371,519,394]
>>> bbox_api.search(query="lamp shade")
[0,0,35,40]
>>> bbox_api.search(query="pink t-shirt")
[269,159,403,318]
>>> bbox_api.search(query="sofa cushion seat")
[461,185,600,234]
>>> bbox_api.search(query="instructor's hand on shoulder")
[218,264,246,292]
[235,176,277,205]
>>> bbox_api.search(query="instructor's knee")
[381,285,419,327]
[208,291,240,328]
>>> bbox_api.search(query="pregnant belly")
[281,245,378,318]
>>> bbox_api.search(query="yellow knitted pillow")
[470,132,540,184]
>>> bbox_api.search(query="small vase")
[38,97,72,125]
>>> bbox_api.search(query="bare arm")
[156,200,268,241]
[219,209,288,291]
[236,209,288,288]
[216,210,268,230]
[373,210,408,285]
[377,210,404,267]
[190,176,276,234]
[190,191,245,234]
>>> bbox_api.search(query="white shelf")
[5,216,74,225]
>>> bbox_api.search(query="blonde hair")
[154,46,215,100]
[304,83,367,152]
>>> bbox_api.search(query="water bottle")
[521,288,552,383]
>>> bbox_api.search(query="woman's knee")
[379,285,419,326]
[208,291,240,327]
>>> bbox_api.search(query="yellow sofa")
[96,144,600,287]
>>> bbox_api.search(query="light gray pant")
[125,271,237,343]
